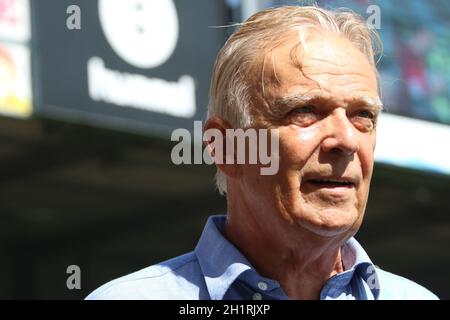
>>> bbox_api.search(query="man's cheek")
[280,140,315,167]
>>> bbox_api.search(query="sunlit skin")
[205,29,382,299]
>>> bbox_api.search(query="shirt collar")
[323,237,380,299]
[195,215,254,300]
[195,215,380,300]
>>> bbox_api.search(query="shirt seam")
[95,254,199,296]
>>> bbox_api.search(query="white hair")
[207,5,382,195]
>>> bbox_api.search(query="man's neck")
[222,210,347,300]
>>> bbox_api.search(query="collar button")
[257,281,268,291]
[253,292,263,300]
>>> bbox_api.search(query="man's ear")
[204,117,242,179]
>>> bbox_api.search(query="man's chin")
[294,208,361,238]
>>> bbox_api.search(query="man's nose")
[320,111,359,156]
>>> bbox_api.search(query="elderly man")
[87,6,438,300]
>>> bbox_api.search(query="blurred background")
[0,0,448,299]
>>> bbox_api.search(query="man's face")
[241,30,381,238]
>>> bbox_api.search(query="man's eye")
[357,110,375,119]
[351,109,378,132]
[293,105,314,114]
[287,105,317,127]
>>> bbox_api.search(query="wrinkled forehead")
[250,29,379,100]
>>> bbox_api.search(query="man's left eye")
[294,105,314,113]
[357,110,375,119]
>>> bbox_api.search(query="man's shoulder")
[85,251,206,300]
[375,267,439,300]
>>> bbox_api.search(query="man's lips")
[304,177,357,189]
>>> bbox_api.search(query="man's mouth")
[306,178,355,188]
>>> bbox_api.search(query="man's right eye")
[288,105,318,127]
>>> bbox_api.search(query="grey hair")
[206,5,382,195]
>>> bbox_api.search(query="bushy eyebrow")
[353,96,384,113]
[273,93,383,114]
